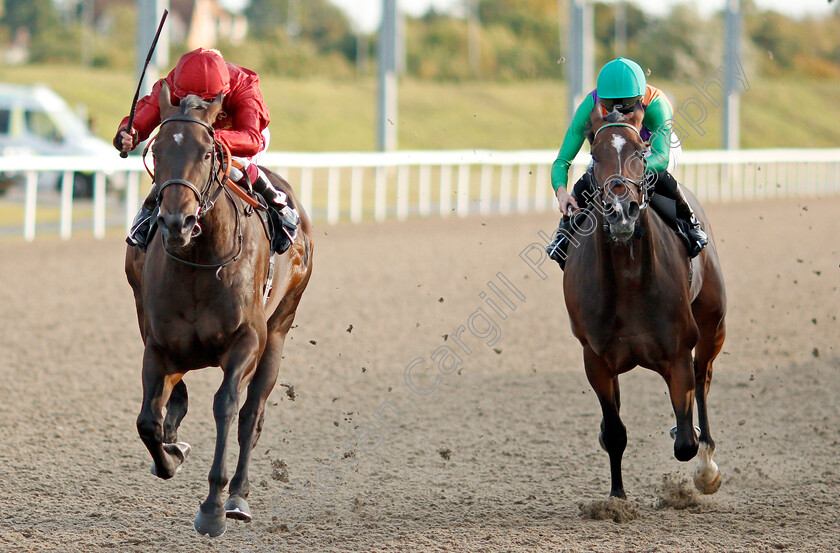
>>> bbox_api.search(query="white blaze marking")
[174,133,184,145]
[611,134,626,155]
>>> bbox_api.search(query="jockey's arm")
[641,94,674,174]
[113,75,173,151]
[551,94,597,192]
[215,95,267,157]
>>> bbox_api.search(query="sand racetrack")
[0,197,838,552]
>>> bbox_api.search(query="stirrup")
[686,224,708,258]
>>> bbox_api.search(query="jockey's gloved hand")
[114,127,137,153]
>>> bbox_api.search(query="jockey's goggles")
[599,96,642,115]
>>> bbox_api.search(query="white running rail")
[1,148,838,241]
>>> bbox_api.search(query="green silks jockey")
[546,57,708,270]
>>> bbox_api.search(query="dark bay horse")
[562,105,726,499]
[125,84,313,537]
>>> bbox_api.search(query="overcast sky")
[218,1,835,32]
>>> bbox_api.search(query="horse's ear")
[159,82,175,117]
[590,103,606,136]
[628,100,644,128]
[206,93,224,123]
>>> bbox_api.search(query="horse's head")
[588,103,650,243]
[153,82,224,249]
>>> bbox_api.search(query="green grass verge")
[0,64,836,152]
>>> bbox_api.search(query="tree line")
[2,0,839,81]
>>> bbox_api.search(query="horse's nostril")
[605,205,621,223]
[183,214,197,233]
[628,201,640,219]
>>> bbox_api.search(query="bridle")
[143,114,244,275]
[589,122,653,213]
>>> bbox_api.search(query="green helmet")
[597,58,646,99]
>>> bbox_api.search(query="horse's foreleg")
[226,333,285,521]
[665,353,699,462]
[194,330,260,538]
[137,347,189,479]
[163,379,189,444]
[693,321,725,494]
[583,347,627,499]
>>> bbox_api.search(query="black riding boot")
[248,173,299,255]
[127,188,158,251]
[546,173,593,269]
[674,185,708,258]
[654,171,708,258]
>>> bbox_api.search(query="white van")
[0,83,117,196]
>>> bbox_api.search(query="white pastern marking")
[173,133,184,145]
[695,442,720,481]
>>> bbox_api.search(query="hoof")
[194,507,227,538]
[150,442,191,478]
[669,425,701,440]
[694,466,723,494]
[694,443,722,494]
[225,495,252,521]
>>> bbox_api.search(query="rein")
[148,115,247,277]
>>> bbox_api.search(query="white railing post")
[350,166,363,223]
[517,164,530,213]
[397,165,409,220]
[534,164,548,212]
[375,166,387,222]
[457,164,470,217]
[327,167,340,225]
[126,171,140,235]
[440,165,452,218]
[418,165,431,216]
[499,164,512,214]
[60,171,74,240]
[2,149,840,241]
[301,167,314,219]
[93,171,106,239]
[24,171,38,242]
[479,164,492,215]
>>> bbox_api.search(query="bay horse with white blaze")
[562,105,726,499]
[125,84,313,537]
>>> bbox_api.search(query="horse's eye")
[204,150,213,161]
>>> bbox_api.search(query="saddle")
[647,194,694,254]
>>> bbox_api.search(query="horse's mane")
[605,110,627,123]
[178,94,212,115]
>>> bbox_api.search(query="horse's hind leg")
[226,333,284,521]
[137,347,190,480]
[693,320,725,494]
[163,380,188,444]
[583,347,627,499]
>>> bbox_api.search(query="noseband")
[150,115,226,217]
[145,114,244,275]
[589,122,652,213]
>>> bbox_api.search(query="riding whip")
[120,9,168,159]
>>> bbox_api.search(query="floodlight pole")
[377,0,398,151]
[723,0,741,150]
[614,2,627,57]
[567,0,593,124]
[136,0,169,97]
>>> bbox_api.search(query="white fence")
[1,148,839,241]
